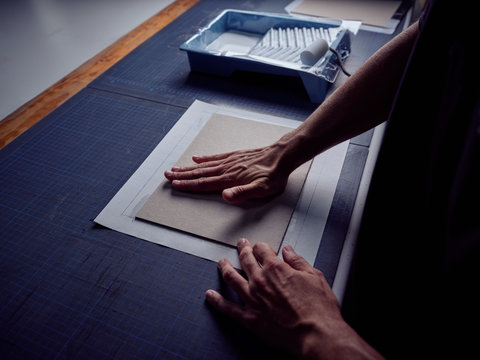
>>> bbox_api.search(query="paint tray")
[180,10,351,103]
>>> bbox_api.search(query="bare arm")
[277,22,419,173]
[165,23,419,201]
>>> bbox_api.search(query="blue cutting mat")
[0,87,286,359]
[0,0,397,358]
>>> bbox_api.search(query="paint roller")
[300,38,351,76]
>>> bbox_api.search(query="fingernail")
[283,244,294,252]
[223,189,234,200]
[172,180,181,186]
[205,290,217,301]
[238,238,247,246]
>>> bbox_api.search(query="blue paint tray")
[180,10,351,103]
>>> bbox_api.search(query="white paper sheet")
[95,100,348,268]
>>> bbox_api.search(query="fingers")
[252,242,279,268]
[282,245,314,272]
[192,148,262,164]
[164,165,222,181]
[168,175,232,193]
[164,156,239,194]
[166,157,229,175]
[166,151,239,176]
[237,238,262,278]
[217,258,249,300]
[164,154,229,182]
[192,151,235,164]
[205,290,246,324]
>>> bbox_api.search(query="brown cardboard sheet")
[136,113,311,250]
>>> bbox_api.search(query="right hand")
[205,239,385,360]
[164,142,291,203]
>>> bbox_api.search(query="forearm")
[165,23,419,201]
[278,22,419,173]
[299,321,385,360]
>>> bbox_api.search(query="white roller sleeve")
[300,38,329,66]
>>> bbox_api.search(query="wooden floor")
[0,0,200,149]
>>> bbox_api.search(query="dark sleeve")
[418,0,434,30]
[344,0,480,358]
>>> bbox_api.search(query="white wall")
[0,0,175,120]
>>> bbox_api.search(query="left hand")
[164,142,293,203]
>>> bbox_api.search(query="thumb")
[222,181,270,202]
[282,245,313,272]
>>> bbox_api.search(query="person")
[165,0,480,358]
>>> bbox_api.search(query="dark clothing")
[343,0,480,358]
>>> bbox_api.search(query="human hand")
[205,239,384,360]
[164,143,291,203]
